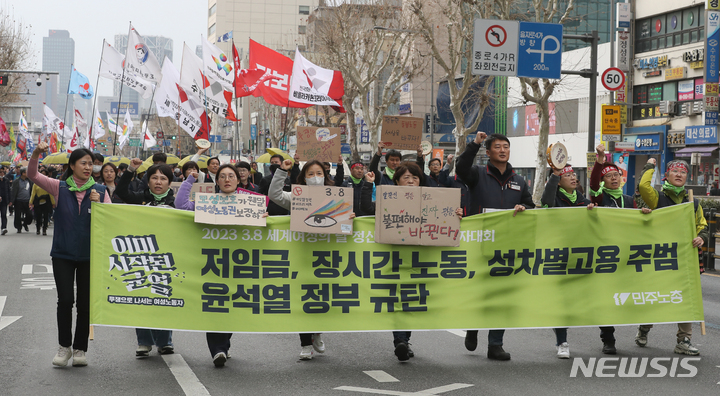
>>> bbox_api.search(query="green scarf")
[662,181,686,204]
[150,189,170,203]
[350,175,363,185]
[558,187,577,204]
[384,167,395,180]
[590,182,624,208]
[66,177,95,192]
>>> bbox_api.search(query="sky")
[4,0,207,96]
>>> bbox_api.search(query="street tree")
[0,10,34,108]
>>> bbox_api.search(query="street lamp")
[372,26,435,148]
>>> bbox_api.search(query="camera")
[36,78,42,87]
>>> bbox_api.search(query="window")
[209,23,216,37]
[209,4,216,17]
[298,25,306,35]
[299,5,310,15]
[635,5,705,54]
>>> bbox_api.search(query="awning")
[674,146,719,157]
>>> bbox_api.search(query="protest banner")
[296,126,341,162]
[290,185,353,235]
[381,116,423,150]
[375,186,461,246]
[194,193,267,226]
[170,182,215,202]
[90,203,703,333]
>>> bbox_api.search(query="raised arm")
[639,159,660,210]
[360,172,376,215]
[268,161,293,210]
[27,142,60,200]
[175,173,197,211]
[334,155,345,187]
[456,132,486,189]
[541,172,560,208]
[369,143,382,186]
[116,158,148,204]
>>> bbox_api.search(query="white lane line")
[0,296,22,331]
[21,265,32,274]
[446,330,466,337]
[364,370,400,383]
[162,354,211,396]
[334,386,408,395]
[417,383,474,394]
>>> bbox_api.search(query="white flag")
[99,40,154,99]
[18,111,32,140]
[67,122,80,152]
[93,108,106,140]
[142,122,157,150]
[155,57,205,138]
[125,25,163,83]
[202,37,234,89]
[179,43,238,121]
[107,115,120,137]
[118,109,133,150]
[289,48,345,107]
[74,107,89,149]
[43,105,68,141]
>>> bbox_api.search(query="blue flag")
[217,31,233,42]
[68,65,94,99]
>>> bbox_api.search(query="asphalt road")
[1,221,720,396]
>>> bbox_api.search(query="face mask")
[306,176,324,186]
[93,165,102,173]
[269,164,280,174]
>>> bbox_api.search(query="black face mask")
[269,164,280,174]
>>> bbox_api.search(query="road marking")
[21,265,32,274]
[20,277,56,290]
[446,330,466,337]
[0,296,22,331]
[162,354,211,396]
[364,370,399,383]
[702,273,720,278]
[335,383,474,395]
[21,264,53,275]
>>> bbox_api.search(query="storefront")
[674,125,719,188]
[615,125,670,194]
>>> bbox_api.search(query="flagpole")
[232,38,239,162]
[177,43,187,155]
[90,40,105,151]
[60,63,74,151]
[141,86,158,156]
[113,23,132,156]
[200,35,211,156]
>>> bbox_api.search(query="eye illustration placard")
[290,185,354,235]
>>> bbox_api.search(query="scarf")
[350,175,363,185]
[662,181,686,204]
[384,167,395,180]
[150,189,170,203]
[558,187,577,204]
[66,177,95,192]
[591,182,624,208]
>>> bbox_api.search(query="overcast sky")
[5,0,207,96]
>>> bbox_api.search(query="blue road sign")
[250,125,257,140]
[209,134,222,143]
[517,22,563,79]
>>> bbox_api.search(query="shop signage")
[642,70,662,77]
[665,67,687,81]
[633,55,669,70]
[667,130,686,147]
[685,125,718,145]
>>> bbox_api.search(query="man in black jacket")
[456,132,535,361]
[0,166,10,235]
[10,167,34,233]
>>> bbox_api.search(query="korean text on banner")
[90,203,704,333]
[194,193,267,226]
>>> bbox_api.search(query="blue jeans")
[554,328,568,345]
[136,328,173,347]
[488,329,505,346]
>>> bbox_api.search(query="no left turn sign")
[602,67,625,91]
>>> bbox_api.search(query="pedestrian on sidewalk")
[10,167,33,233]
[0,165,10,235]
[29,168,55,235]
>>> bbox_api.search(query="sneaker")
[213,352,227,367]
[557,342,570,359]
[1,229,7,235]
[465,330,478,351]
[36,230,40,235]
[635,327,649,347]
[135,345,152,357]
[159,345,175,355]
[299,345,314,360]
[72,350,87,366]
[394,342,410,361]
[602,341,617,355]
[52,346,72,366]
[311,333,325,354]
[487,345,511,361]
[407,343,415,358]
[674,337,700,356]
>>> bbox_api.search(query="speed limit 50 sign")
[602,67,625,91]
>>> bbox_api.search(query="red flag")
[234,43,279,97]
[248,39,311,109]
[194,112,212,141]
[0,116,9,147]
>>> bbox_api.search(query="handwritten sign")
[375,185,461,246]
[296,126,341,162]
[381,116,423,150]
[290,185,353,235]
[194,193,267,226]
[171,182,216,202]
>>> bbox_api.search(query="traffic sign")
[517,22,563,79]
[601,67,625,91]
[601,105,622,141]
[209,134,222,143]
[472,19,519,76]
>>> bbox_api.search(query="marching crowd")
[1,130,705,369]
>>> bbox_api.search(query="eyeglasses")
[561,172,577,179]
[604,172,621,179]
[218,174,237,180]
[669,169,687,175]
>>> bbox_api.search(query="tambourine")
[546,142,568,170]
[196,139,211,149]
[421,140,432,156]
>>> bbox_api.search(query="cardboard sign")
[375,186,461,246]
[381,116,423,150]
[296,126,341,162]
[170,182,215,202]
[194,193,267,226]
[290,185,353,235]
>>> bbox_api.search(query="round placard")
[196,139,211,149]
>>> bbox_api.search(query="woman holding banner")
[27,141,111,367]
[269,158,340,361]
[116,158,176,358]
[361,162,463,362]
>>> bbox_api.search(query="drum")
[196,139,211,149]
[421,140,432,156]
[546,142,568,169]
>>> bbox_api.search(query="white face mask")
[306,176,324,186]
[92,165,102,173]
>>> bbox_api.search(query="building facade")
[42,30,74,120]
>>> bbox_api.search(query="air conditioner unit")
[659,101,676,115]
[693,100,704,114]
[680,102,690,116]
